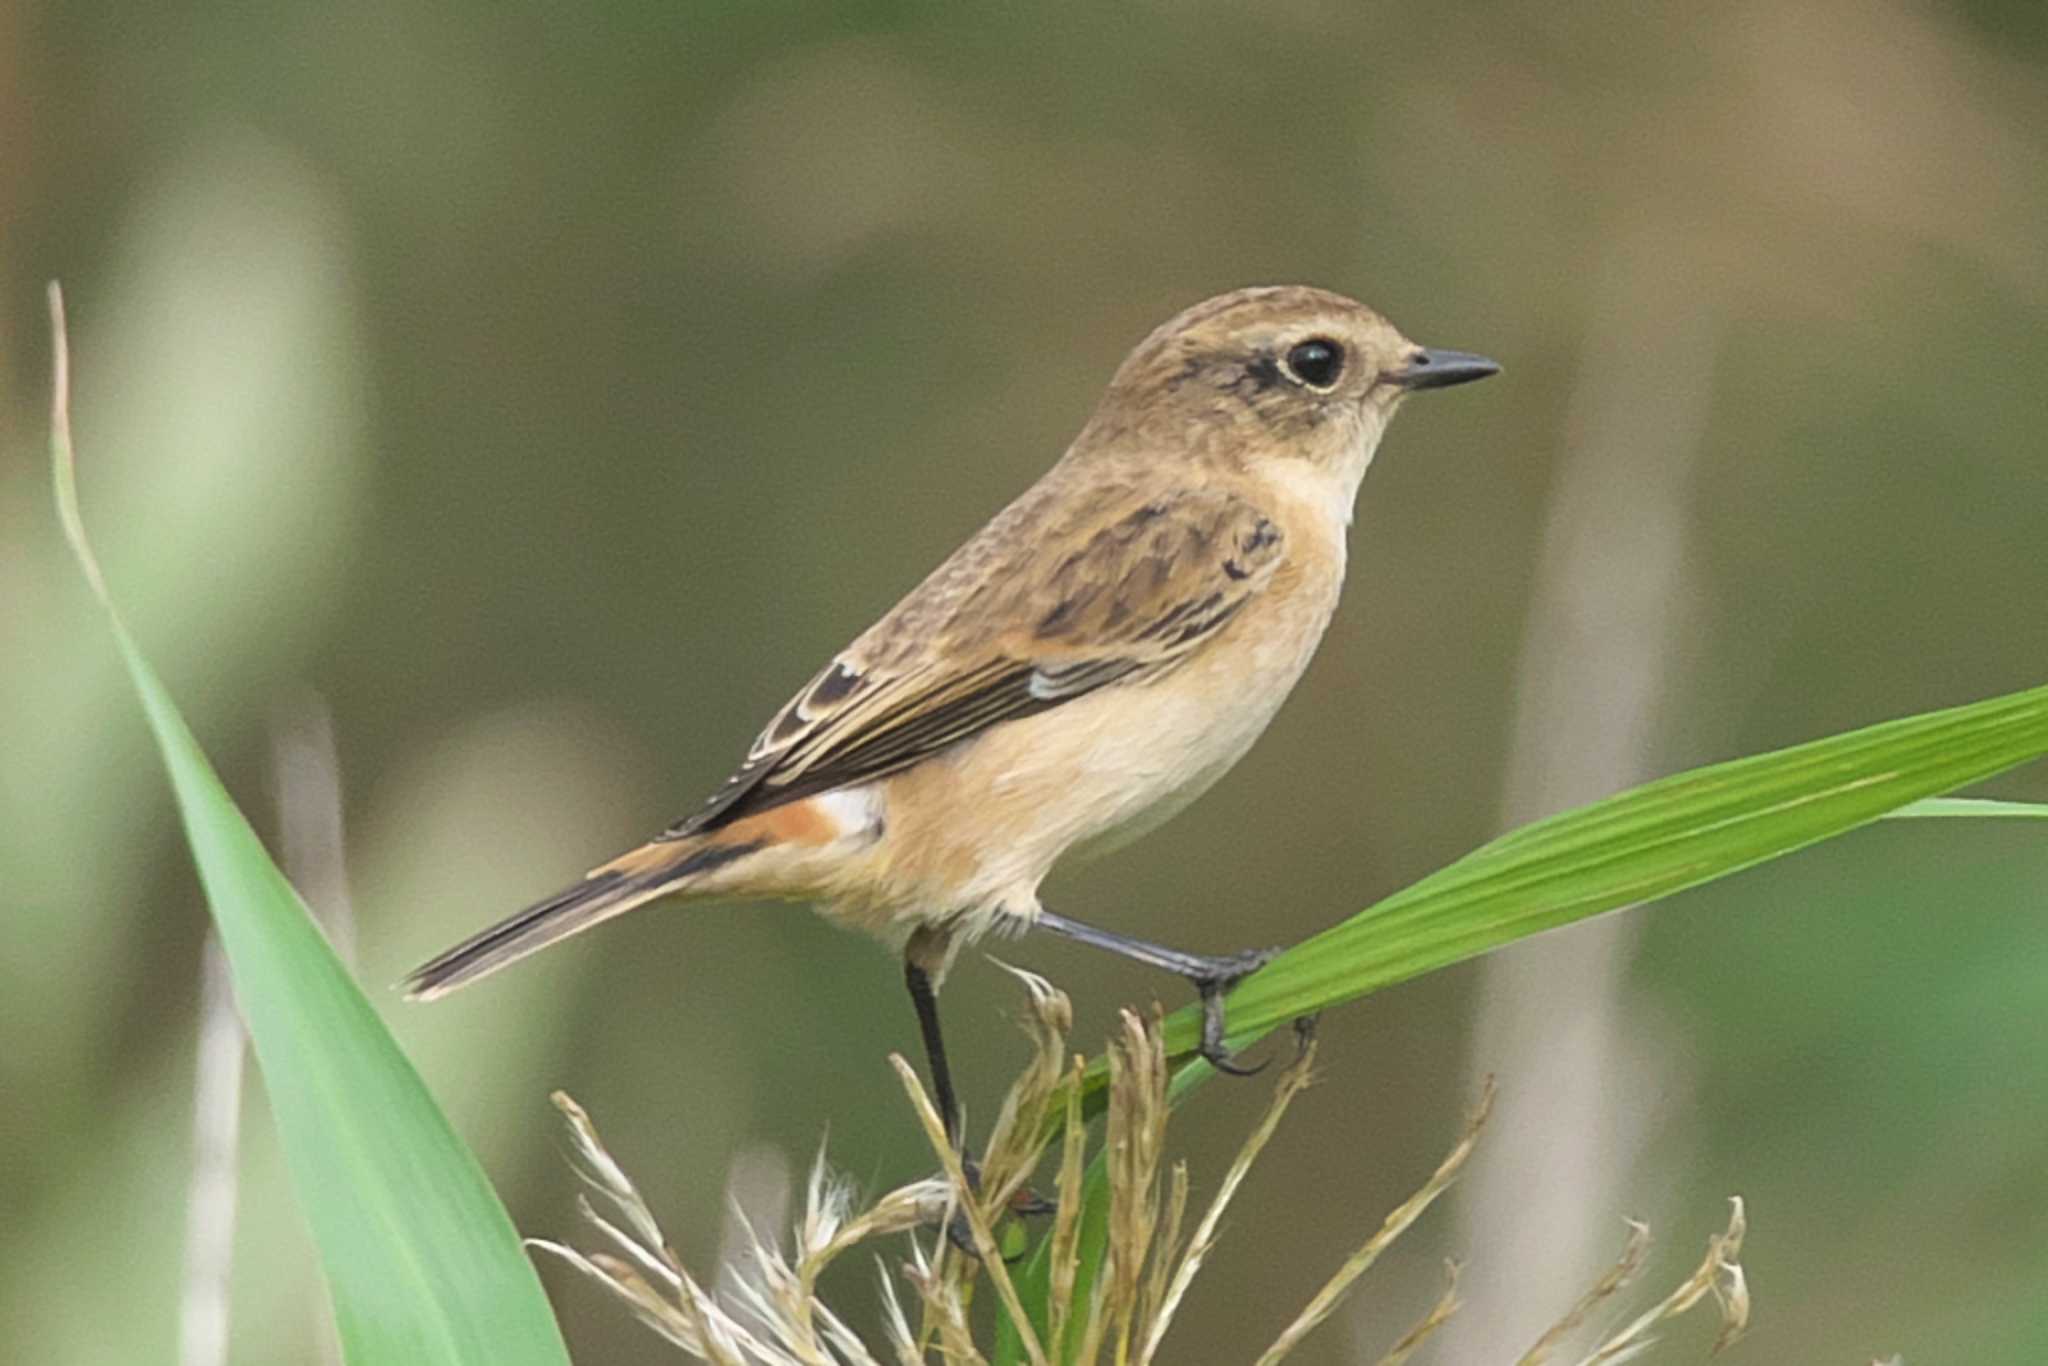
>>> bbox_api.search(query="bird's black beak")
[1390,347,1500,392]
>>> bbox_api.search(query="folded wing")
[665,486,1286,838]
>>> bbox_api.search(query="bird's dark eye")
[1283,337,1345,389]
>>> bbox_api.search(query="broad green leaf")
[1155,680,2048,1072]
[49,285,569,1366]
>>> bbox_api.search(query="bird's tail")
[403,834,765,1001]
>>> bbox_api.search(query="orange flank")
[721,796,843,847]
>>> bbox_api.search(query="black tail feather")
[403,840,761,1000]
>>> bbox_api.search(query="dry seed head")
[1136,1030,1320,1366]
[1043,1055,1091,1355]
[533,981,1755,1366]
[886,1051,1049,1366]
[1252,1074,1494,1366]
[1552,1196,1749,1366]
[1372,1261,1463,1366]
[975,961,1073,1211]
[1519,1215,1652,1365]
[1091,1009,1170,1362]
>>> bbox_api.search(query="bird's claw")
[1191,945,1282,1076]
[1196,978,1268,1075]
[943,1153,1054,1260]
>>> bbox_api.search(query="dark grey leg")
[903,951,1052,1256]
[1033,909,1281,1074]
[904,957,963,1147]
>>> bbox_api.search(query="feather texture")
[663,488,1284,839]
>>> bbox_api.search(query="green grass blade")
[49,284,569,1366]
[1193,683,2048,1059]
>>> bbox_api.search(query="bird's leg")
[903,949,1053,1258]
[1033,909,1282,1075]
[903,953,984,1258]
[903,956,966,1154]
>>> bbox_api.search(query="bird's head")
[1079,285,1497,502]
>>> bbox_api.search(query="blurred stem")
[1454,228,1719,1357]
[178,937,244,1366]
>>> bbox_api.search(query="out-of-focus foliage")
[50,290,569,1365]
[4,2,2046,1362]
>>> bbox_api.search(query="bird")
[406,285,1496,1150]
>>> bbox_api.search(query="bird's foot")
[944,1152,1055,1259]
[1187,945,1282,1075]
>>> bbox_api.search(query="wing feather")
[663,486,1283,838]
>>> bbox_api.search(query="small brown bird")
[408,285,1495,1142]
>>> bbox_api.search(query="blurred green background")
[6,1,2048,1361]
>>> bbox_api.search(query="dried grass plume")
[532,971,1749,1363]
